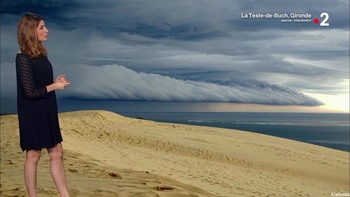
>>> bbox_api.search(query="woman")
[16,13,70,197]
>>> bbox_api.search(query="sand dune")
[1,110,349,197]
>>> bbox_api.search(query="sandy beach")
[1,110,349,197]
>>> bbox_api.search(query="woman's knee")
[26,150,41,163]
[48,143,64,160]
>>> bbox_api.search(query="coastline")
[119,111,350,152]
[1,110,349,196]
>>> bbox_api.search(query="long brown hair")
[17,13,47,59]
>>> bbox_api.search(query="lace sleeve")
[16,54,47,99]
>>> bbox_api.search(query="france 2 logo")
[314,12,329,26]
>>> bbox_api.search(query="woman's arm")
[16,54,47,99]
[16,54,70,99]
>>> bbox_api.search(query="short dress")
[16,53,63,151]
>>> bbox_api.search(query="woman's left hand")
[56,75,69,83]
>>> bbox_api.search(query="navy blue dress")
[16,53,62,151]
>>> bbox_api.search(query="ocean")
[119,112,350,152]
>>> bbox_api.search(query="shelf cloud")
[56,63,322,106]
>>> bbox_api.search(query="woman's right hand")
[46,76,70,92]
[54,80,70,90]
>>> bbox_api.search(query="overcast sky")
[1,0,349,113]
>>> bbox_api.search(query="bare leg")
[48,143,70,197]
[24,150,42,197]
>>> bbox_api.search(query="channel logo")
[313,12,330,26]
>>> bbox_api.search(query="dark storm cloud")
[2,0,348,35]
[1,0,349,108]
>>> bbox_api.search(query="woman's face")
[36,20,48,42]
